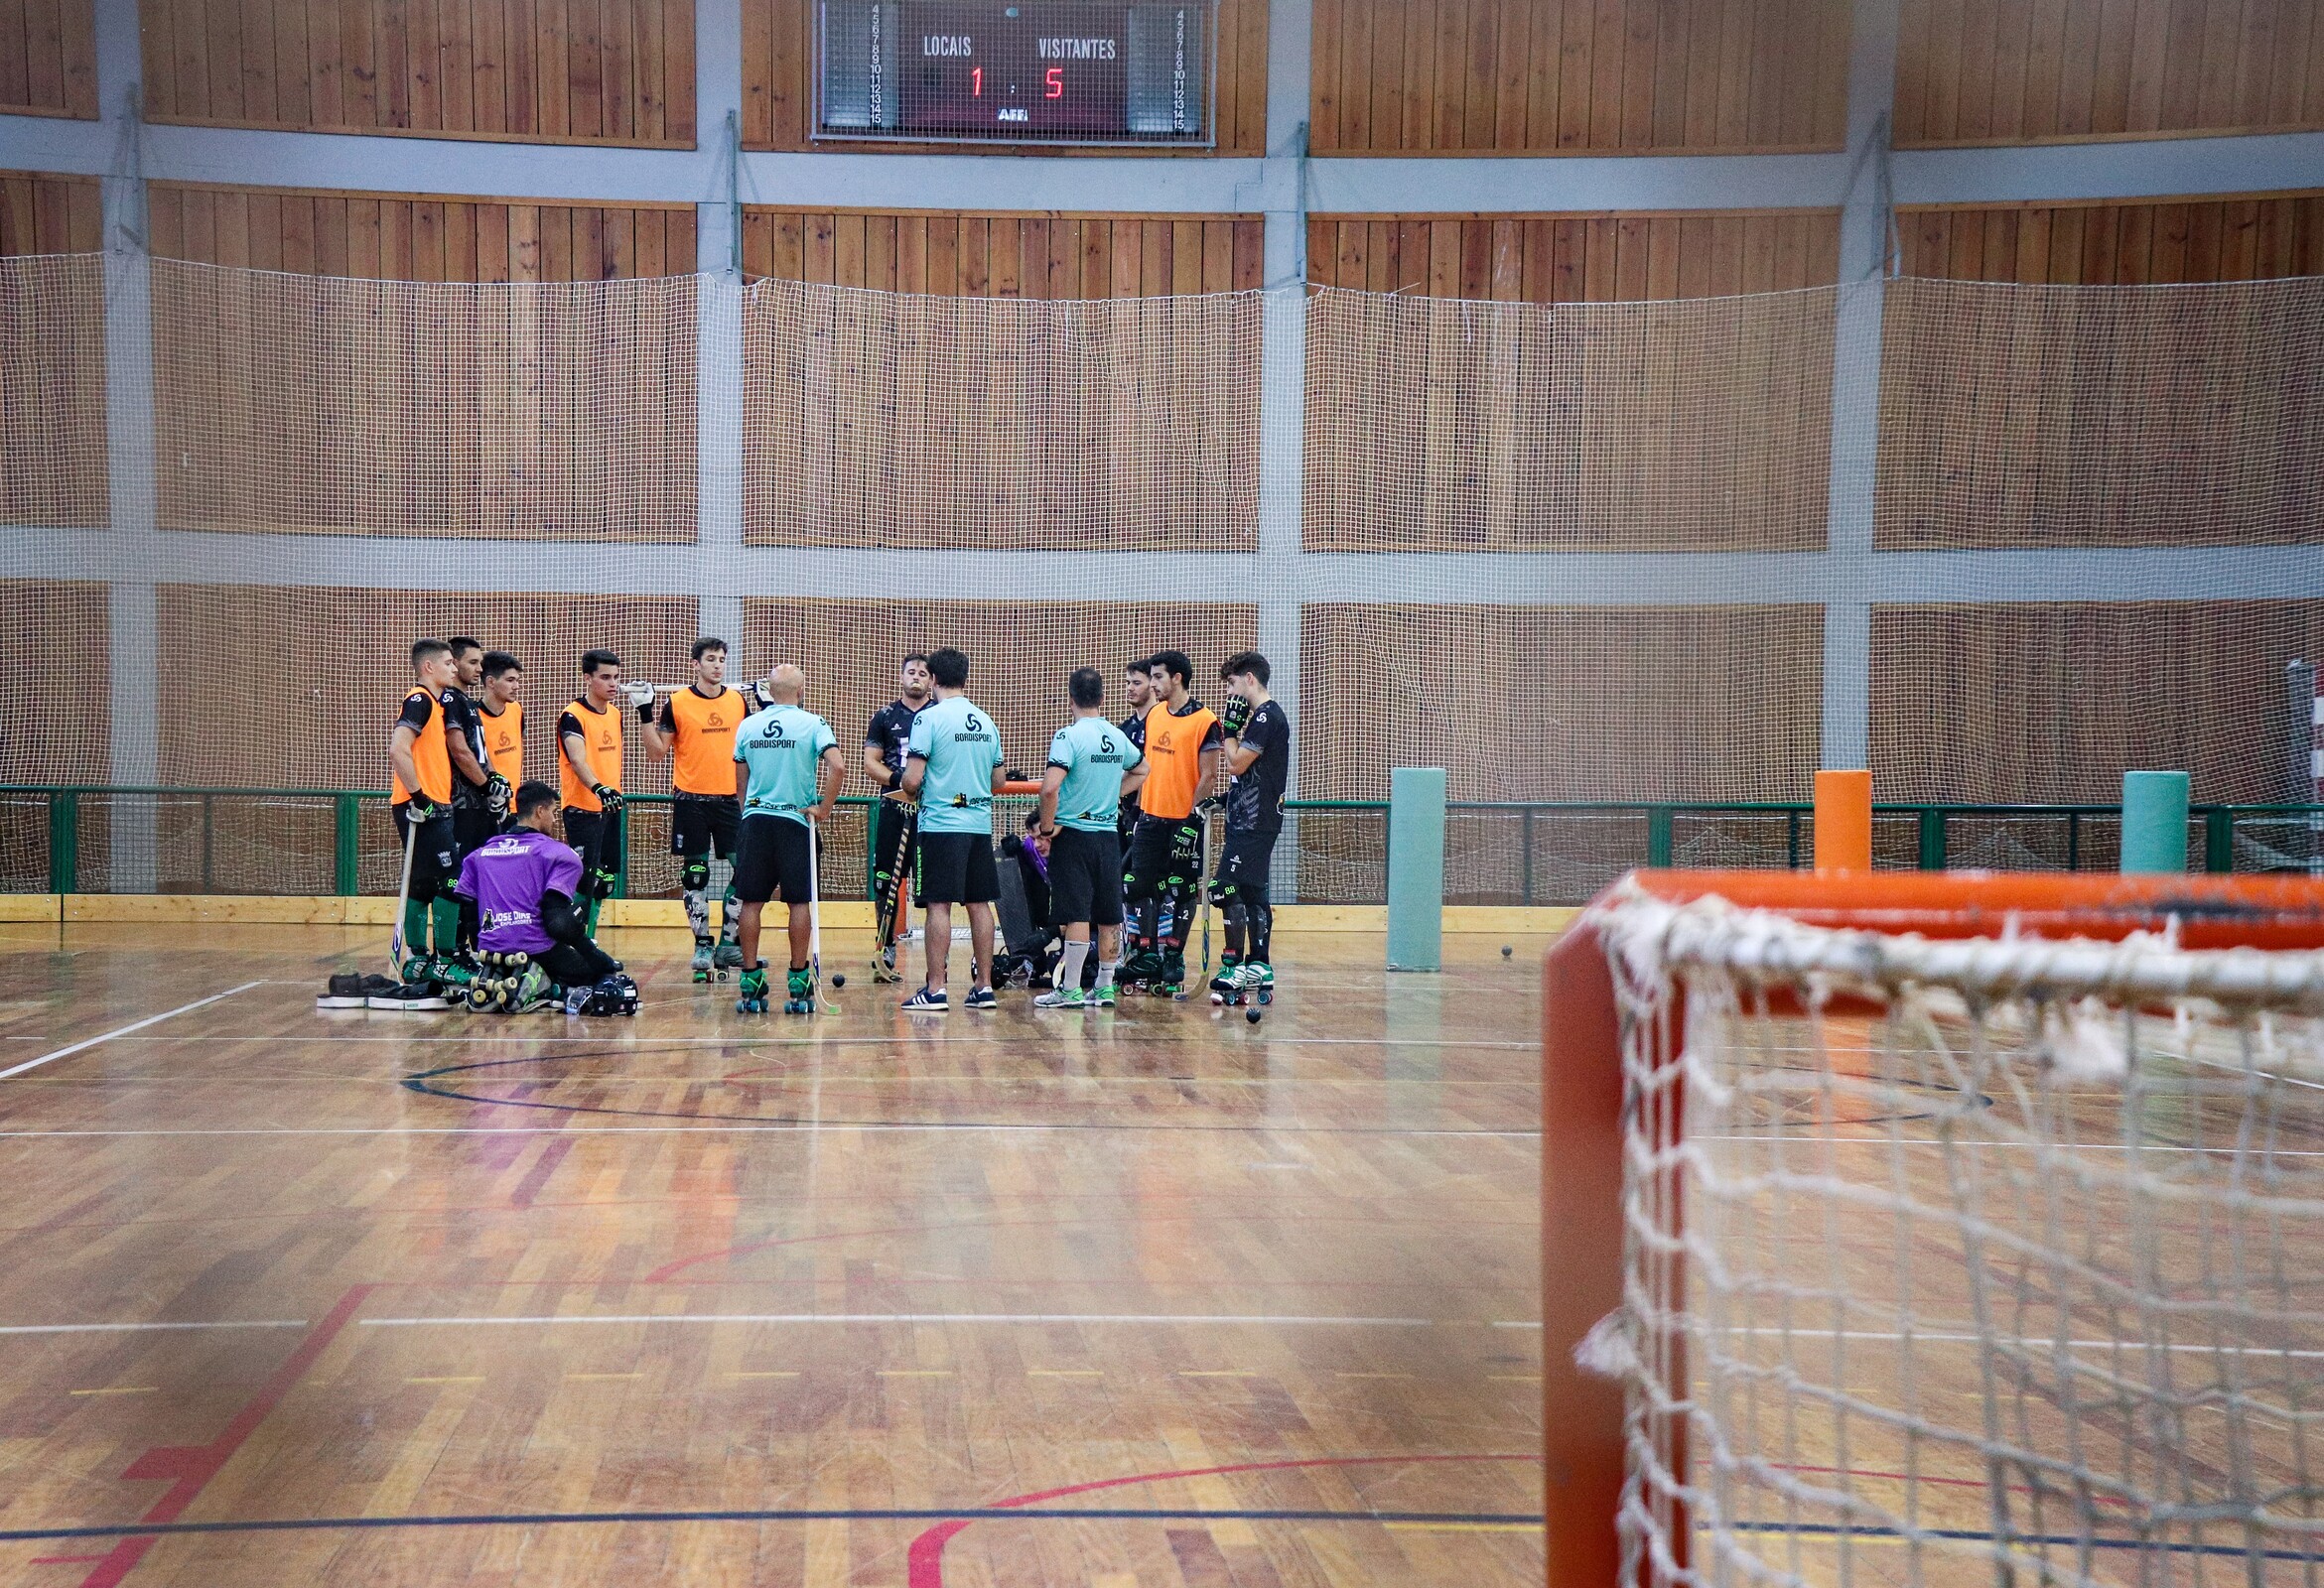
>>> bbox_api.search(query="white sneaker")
[1033,987,1086,1009]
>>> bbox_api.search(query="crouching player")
[731,665,845,1015]
[1208,651,1291,1003]
[455,781,634,1014]
[1033,666,1146,1009]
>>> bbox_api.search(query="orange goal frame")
[1539,868,2324,1588]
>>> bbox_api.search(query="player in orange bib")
[380,637,463,1005]
[640,637,763,982]
[1122,649,1221,994]
[558,649,628,937]
[478,650,525,817]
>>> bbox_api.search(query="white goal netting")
[1586,883,2324,1588]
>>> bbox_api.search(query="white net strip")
[1588,881,2324,1588]
[0,252,107,529]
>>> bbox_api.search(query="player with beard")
[863,653,934,984]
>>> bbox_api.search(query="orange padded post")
[1814,769,1872,872]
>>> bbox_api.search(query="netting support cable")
[1258,0,1311,899]
[1818,0,1900,773]
[100,0,158,884]
[691,0,747,650]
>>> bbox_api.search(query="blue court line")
[0,1508,1545,1543]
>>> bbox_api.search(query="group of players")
[363,633,1289,1016]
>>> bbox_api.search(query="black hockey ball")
[830,974,847,990]
[1501,944,1514,958]
[1246,1007,1263,1025]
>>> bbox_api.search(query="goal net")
[1545,870,2324,1588]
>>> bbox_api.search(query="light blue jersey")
[733,703,836,825]
[1046,715,1143,833]
[907,694,1004,835]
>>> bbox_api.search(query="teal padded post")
[1387,766,1446,972]
[2121,770,2190,873]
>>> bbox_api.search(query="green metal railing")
[7,786,2324,906]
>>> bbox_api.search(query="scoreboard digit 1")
[817,1,1215,146]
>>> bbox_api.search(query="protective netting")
[1878,275,2324,550]
[1303,285,1836,552]
[0,252,107,529]
[1589,884,2324,1588]
[153,259,698,540]
[3,256,2324,895]
[744,277,1259,550]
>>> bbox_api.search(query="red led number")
[1045,66,1063,97]
[972,66,982,95]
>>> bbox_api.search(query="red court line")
[904,1452,1535,1588]
[75,1285,375,1588]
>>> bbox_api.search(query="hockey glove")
[484,773,513,819]
[591,783,624,816]
[1221,696,1252,736]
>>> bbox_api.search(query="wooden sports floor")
[0,924,1550,1588]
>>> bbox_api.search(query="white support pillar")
[97,0,157,886]
[696,0,747,651]
[1820,0,1900,773]
[1259,0,1311,895]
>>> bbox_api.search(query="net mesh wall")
[154,259,698,540]
[1,257,2321,893]
[1302,285,1836,552]
[744,278,1259,550]
[0,252,107,529]
[1588,884,2324,1588]
[1877,275,2324,550]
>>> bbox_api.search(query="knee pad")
[681,858,709,893]
[1235,877,1272,913]
[583,865,617,901]
[1207,875,1236,908]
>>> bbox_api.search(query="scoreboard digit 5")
[818,1,1215,145]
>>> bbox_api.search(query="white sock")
[1058,940,1090,990]
[1095,957,1119,989]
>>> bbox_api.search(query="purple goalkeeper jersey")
[457,828,583,955]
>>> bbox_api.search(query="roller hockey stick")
[1194,809,1216,981]
[808,813,839,1014]
[386,812,419,979]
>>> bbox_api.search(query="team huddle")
[354,635,1289,1016]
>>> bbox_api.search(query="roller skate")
[871,944,902,984]
[1118,947,1161,992]
[505,963,555,1013]
[1150,950,1186,999]
[690,942,715,983]
[714,941,747,982]
[782,966,817,1014]
[1206,955,1245,1006]
[1215,962,1275,1006]
[736,966,770,1013]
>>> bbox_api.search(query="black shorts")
[916,831,1000,904]
[562,806,623,881]
[452,803,497,860]
[1219,827,1279,893]
[1125,813,1199,895]
[392,801,458,892]
[670,793,742,860]
[1047,827,1123,927]
[733,814,815,905]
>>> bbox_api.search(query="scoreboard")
[817,2,1214,146]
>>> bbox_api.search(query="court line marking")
[0,1505,1546,1545]
[0,1321,309,1336]
[0,982,267,1082]
[68,1387,158,1396]
[73,1034,1534,1050]
[1494,1321,2324,1360]
[1385,1521,1540,1532]
[358,1312,1436,1328]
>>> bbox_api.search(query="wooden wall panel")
[139,0,694,144]
[1872,602,2324,803]
[1312,0,1850,155]
[1897,194,2324,282]
[743,209,1264,294]
[743,0,1267,153]
[0,0,98,117]
[1,171,102,254]
[1896,0,2324,146]
[149,184,699,279]
[1306,210,1843,300]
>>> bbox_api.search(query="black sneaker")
[319,973,397,1009]
[963,986,998,1011]
[900,987,949,1013]
[366,981,451,1011]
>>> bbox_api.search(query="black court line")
[0,1507,1545,1543]
[401,1051,1531,1135]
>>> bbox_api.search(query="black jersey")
[441,687,488,805]
[1224,700,1290,835]
[865,698,929,793]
